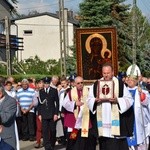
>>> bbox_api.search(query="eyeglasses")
[77,82,83,85]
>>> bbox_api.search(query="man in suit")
[0,116,15,150]
[38,77,59,150]
[0,86,17,150]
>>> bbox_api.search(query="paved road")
[20,140,65,150]
[20,140,99,150]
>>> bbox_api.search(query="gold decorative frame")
[76,27,118,82]
[97,80,114,100]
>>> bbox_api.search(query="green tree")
[78,0,132,71]
[0,64,7,75]
[12,55,61,75]
[79,0,113,27]
[133,8,150,74]
[46,59,61,75]
[28,10,40,16]
[116,5,150,75]
[66,46,77,76]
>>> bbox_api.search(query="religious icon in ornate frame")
[76,27,118,82]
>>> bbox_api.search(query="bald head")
[51,75,59,86]
[75,76,83,83]
[75,76,84,90]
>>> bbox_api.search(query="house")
[0,0,14,21]
[0,0,14,62]
[0,0,14,33]
[11,12,79,61]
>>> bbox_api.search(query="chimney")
[67,10,73,19]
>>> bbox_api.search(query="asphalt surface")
[20,140,65,150]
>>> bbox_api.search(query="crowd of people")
[0,62,150,150]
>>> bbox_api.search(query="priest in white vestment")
[126,64,150,150]
[87,63,134,150]
[63,76,97,150]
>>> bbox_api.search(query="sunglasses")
[77,82,83,85]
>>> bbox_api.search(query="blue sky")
[12,0,81,14]
[11,0,150,17]
[126,0,150,16]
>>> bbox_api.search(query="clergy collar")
[100,76,116,81]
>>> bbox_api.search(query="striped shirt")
[16,87,35,113]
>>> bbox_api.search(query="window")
[24,30,32,35]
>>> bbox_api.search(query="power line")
[14,23,73,27]
[16,3,57,10]
[15,0,73,11]
[0,0,74,12]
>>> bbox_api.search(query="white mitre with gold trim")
[126,64,141,79]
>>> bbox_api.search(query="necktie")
[45,88,48,93]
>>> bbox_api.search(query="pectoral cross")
[102,84,109,95]
[82,128,88,135]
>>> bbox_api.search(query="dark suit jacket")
[38,87,59,119]
[0,139,15,150]
[0,94,17,150]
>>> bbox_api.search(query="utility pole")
[64,8,69,55]
[132,0,137,64]
[5,16,11,75]
[59,0,68,76]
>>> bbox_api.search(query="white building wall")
[13,15,74,61]
[68,22,74,55]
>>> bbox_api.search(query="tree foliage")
[66,46,77,76]
[132,8,150,75]
[79,0,113,27]
[0,64,7,75]
[78,0,132,71]
[121,7,150,75]
[78,0,150,74]
[12,55,61,76]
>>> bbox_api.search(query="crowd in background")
[0,75,76,150]
[0,68,150,150]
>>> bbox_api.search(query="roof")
[5,0,14,10]
[0,0,14,10]
[12,12,79,26]
[0,0,14,19]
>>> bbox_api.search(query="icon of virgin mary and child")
[85,33,112,79]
